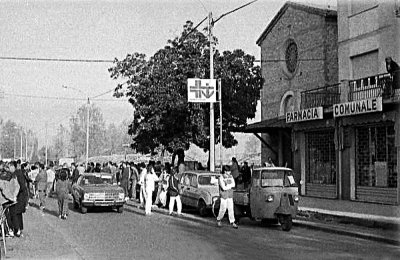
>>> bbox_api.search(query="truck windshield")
[261,170,297,187]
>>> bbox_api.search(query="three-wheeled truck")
[233,167,299,231]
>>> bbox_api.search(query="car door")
[187,174,199,207]
[179,173,191,206]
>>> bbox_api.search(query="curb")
[294,220,400,246]
[125,200,399,245]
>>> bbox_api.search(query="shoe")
[216,220,222,227]
[6,230,14,237]
[169,212,173,216]
[59,215,62,219]
[231,223,238,229]
[63,215,68,220]
[15,230,22,237]
[177,213,183,217]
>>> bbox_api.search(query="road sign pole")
[209,12,215,172]
[219,79,223,170]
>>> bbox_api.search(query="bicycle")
[0,202,16,259]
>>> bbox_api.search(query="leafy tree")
[69,104,106,159]
[0,120,19,159]
[109,21,263,159]
[53,124,69,159]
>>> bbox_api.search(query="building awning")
[240,117,291,133]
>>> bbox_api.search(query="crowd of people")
[0,156,260,237]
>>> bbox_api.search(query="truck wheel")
[198,200,207,217]
[117,206,124,213]
[279,215,292,231]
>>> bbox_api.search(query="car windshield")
[198,175,219,186]
[83,175,113,185]
[261,170,297,187]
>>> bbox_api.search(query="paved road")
[5,197,400,260]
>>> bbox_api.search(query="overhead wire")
[0,56,114,63]
[3,92,125,102]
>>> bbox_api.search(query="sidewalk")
[298,196,400,228]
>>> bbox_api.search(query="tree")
[69,104,106,159]
[53,124,69,160]
[109,21,263,158]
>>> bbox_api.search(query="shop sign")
[333,97,382,117]
[286,107,323,123]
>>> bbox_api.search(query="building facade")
[245,1,399,205]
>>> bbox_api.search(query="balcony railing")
[348,72,399,101]
[300,83,341,109]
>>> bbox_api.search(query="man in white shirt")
[46,162,56,197]
[216,165,238,229]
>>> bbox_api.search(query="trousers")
[217,197,235,224]
[169,195,182,214]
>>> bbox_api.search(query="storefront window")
[306,131,336,184]
[356,124,397,187]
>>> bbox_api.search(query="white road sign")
[187,78,216,103]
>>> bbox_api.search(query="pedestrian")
[46,162,56,197]
[71,163,80,184]
[9,161,29,237]
[129,162,139,201]
[241,161,251,188]
[144,164,159,215]
[168,168,182,216]
[155,163,170,207]
[34,163,48,213]
[230,157,240,187]
[216,165,238,229]
[386,56,400,90]
[265,157,275,167]
[55,170,71,220]
[120,162,130,201]
[138,162,147,208]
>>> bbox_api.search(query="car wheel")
[117,206,124,213]
[279,215,292,231]
[198,200,208,217]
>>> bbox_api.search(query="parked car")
[179,170,221,216]
[72,172,125,214]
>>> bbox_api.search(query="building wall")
[338,0,400,81]
[260,6,338,121]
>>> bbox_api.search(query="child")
[55,171,71,220]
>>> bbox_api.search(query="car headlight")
[118,193,125,200]
[83,193,90,200]
[294,195,299,202]
[266,195,274,202]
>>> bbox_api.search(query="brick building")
[244,1,399,204]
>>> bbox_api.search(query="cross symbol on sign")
[189,80,214,99]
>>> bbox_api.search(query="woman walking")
[9,161,29,237]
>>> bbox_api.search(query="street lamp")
[62,85,90,168]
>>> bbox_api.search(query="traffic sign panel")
[187,78,216,103]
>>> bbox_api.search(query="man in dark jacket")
[35,163,48,212]
[386,57,400,90]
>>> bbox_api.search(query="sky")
[0,0,336,147]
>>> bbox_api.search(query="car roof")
[183,170,220,176]
[81,172,113,177]
[254,167,292,171]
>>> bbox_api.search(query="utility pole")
[86,97,90,169]
[13,136,16,159]
[20,129,22,160]
[25,131,28,161]
[45,122,48,166]
[209,11,215,172]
